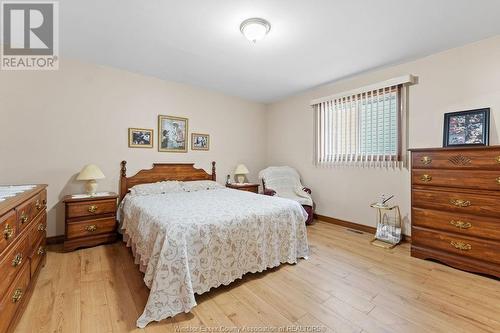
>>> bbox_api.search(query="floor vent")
[346,228,364,234]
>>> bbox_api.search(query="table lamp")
[234,164,249,184]
[77,164,105,195]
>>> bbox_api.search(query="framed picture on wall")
[443,108,490,147]
[191,133,210,151]
[128,128,153,148]
[158,115,188,152]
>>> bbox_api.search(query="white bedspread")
[119,188,309,328]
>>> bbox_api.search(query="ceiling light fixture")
[240,18,271,43]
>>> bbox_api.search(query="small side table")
[63,192,118,252]
[226,183,260,194]
[370,203,402,249]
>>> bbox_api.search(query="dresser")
[63,193,118,252]
[0,185,47,333]
[410,147,500,277]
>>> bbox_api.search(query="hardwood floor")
[14,221,500,333]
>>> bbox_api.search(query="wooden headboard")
[119,161,216,201]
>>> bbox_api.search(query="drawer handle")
[85,224,98,232]
[37,246,45,255]
[420,156,432,165]
[496,177,500,184]
[450,199,471,208]
[35,200,42,210]
[3,223,14,240]
[450,220,472,229]
[37,223,46,231]
[496,156,500,164]
[12,288,23,303]
[20,212,28,224]
[450,240,472,251]
[420,174,432,182]
[88,205,98,213]
[12,253,23,267]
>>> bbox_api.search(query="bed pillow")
[130,181,182,195]
[180,180,224,192]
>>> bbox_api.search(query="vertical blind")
[312,77,412,168]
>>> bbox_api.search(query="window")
[312,76,413,168]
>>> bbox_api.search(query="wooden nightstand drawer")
[63,193,118,252]
[67,217,116,239]
[66,198,116,219]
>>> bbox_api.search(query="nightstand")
[63,193,118,252]
[226,183,260,194]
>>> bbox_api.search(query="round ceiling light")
[240,18,271,43]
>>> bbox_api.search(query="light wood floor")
[15,221,500,333]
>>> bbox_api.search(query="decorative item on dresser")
[0,185,47,333]
[410,146,500,277]
[63,193,118,252]
[226,183,259,193]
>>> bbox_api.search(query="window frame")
[311,75,414,167]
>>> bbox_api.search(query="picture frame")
[158,115,188,152]
[128,128,153,148]
[443,108,490,147]
[191,133,210,151]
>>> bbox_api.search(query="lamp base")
[237,175,245,184]
[85,180,98,196]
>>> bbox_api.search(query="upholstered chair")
[259,166,315,225]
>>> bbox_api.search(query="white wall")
[2,36,500,238]
[266,36,500,235]
[0,60,267,237]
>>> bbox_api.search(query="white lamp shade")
[77,164,105,180]
[234,164,249,175]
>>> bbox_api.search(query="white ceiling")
[61,0,500,102]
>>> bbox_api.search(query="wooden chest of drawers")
[0,185,47,333]
[63,193,118,252]
[410,147,500,277]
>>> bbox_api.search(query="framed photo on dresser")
[158,115,188,152]
[443,108,490,147]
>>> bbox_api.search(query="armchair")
[259,166,315,225]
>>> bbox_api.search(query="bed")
[117,161,309,328]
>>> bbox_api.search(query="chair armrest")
[263,188,277,196]
[302,187,312,194]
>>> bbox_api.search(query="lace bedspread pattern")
[119,188,309,328]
